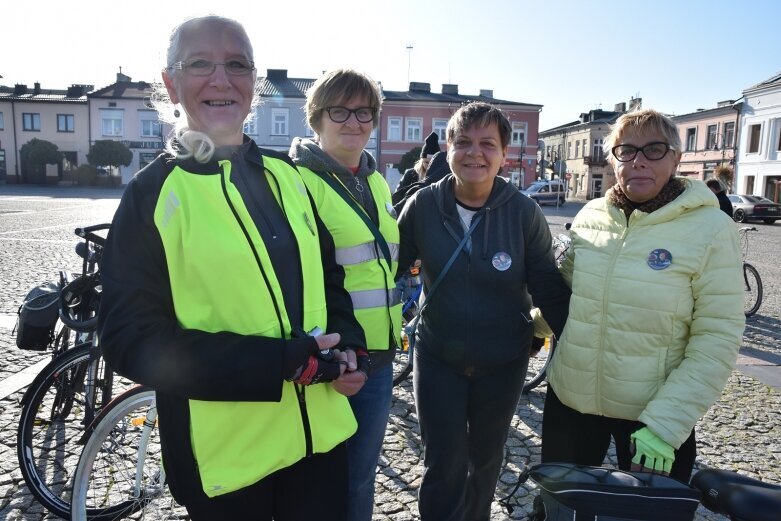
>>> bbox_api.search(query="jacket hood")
[428,174,521,259]
[289,137,377,180]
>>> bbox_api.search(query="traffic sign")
[565,173,572,180]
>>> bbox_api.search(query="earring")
[173,108,180,118]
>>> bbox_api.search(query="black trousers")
[183,443,348,520]
[414,347,529,521]
[541,386,697,483]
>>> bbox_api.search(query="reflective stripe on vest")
[336,241,400,266]
[350,287,402,310]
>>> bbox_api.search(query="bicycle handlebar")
[75,223,111,247]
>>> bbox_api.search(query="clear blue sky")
[3,0,778,130]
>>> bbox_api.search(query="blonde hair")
[152,15,260,163]
[604,109,681,166]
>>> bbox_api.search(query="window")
[0,112,4,130]
[546,146,551,159]
[723,121,735,148]
[747,124,761,153]
[706,124,717,150]
[271,108,288,135]
[432,118,448,141]
[57,114,75,132]
[511,122,526,146]
[405,118,422,142]
[567,142,572,159]
[23,113,41,131]
[101,109,123,136]
[575,140,580,158]
[592,139,603,161]
[685,128,696,151]
[388,117,402,141]
[140,119,162,138]
[243,119,257,136]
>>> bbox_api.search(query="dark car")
[727,194,781,224]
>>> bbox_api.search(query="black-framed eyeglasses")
[169,58,256,77]
[324,106,377,124]
[611,142,674,162]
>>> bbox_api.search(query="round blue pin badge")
[492,251,512,271]
[647,248,672,270]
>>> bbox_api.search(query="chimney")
[13,84,27,95]
[117,71,132,82]
[266,69,288,80]
[580,113,588,123]
[717,99,736,108]
[614,102,626,112]
[409,82,431,92]
[628,97,642,112]
[33,82,41,95]
[479,89,493,98]
[442,84,459,95]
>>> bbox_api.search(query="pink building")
[378,82,541,189]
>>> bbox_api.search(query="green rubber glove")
[630,427,675,474]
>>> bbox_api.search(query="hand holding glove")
[630,427,675,475]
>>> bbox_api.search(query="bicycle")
[739,226,763,317]
[393,271,422,386]
[70,386,185,521]
[15,223,132,519]
[691,467,781,521]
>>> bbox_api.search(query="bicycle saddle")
[691,468,781,521]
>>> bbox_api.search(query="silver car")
[727,194,781,224]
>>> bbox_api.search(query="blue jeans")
[346,362,393,521]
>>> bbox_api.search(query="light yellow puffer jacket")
[549,178,745,448]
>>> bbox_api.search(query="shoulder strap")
[310,169,392,266]
[408,213,483,330]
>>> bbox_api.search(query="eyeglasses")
[611,142,674,162]
[324,106,377,124]
[169,58,256,77]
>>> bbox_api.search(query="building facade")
[379,82,541,190]
[539,99,640,199]
[0,83,91,183]
[672,101,739,186]
[735,72,781,201]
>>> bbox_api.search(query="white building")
[735,71,781,201]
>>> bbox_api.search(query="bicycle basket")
[15,281,61,350]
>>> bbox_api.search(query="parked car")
[727,194,780,224]
[521,180,566,205]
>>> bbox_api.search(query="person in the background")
[289,68,401,521]
[542,109,744,486]
[706,178,734,218]
[397,102,570,520]
[395,131,441,195]
[98,16,365,519]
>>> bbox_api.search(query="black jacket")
[391,150,451,212]
[396,174,570,371]
[715,190,734,218]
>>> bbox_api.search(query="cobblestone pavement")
[0,186,779,520]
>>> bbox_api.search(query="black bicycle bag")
[529,463,701,521]
[15,282,60,350]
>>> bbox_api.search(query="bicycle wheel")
[743,263,763,317]
[522,337,556,394]
[71,386,184,521]
[17,342,121,518]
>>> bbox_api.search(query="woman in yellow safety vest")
[98,16,366,519]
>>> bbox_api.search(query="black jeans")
[184,443,348,520]
[414,347,528,521]
[541,386,696,483]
